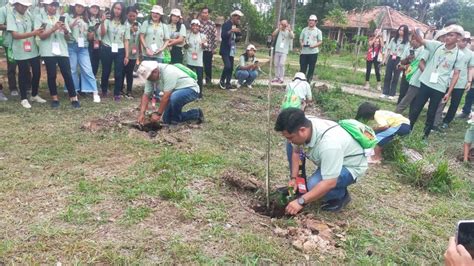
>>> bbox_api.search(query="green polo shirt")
[144,63,199,97]
[168,23,186,48]
[34,12,70,57]
[101,19,130,49]
[454,48,474,89]
[387,38,409,57]
[126,21,140,60]
[275,30,294,54]
[6,10,39,60]
[65,14,89,47]
[139,20,169,58]
[185,32,205,67]
[0,4,14,48]
[419,40,464,93]
[299,26,322,54]
[294,117,368,180]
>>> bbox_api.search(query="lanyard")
[13,12,29,33]
[111,20,121,41]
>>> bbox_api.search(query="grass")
[0,51,473,263]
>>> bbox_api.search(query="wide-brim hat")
[151,5,163,15]
[443,24,464,36]
[137,61,159,81]
[14,0,32,6]
[293,72,306,81]
[230,10,244,17]
[170,8,182,18]
[71,0,86,7]
[434,29,447,40]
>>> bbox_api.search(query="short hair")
[355,102,379,121]
[200,6,211,13]
[274,108,311,133]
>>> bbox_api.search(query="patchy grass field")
[1,47,473,263]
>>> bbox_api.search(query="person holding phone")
[139,5,169,63]
[100,2,130,101]
[299,15,322,83]
[122,6,140,99]
[445,237,473,265]
[87,3,102,77]
[6,0,45,108]
[35,0,80,108]
[235,44,259,90]
[66,0,100,103]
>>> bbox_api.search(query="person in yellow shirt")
[356,102,411,163]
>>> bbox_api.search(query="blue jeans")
[462,87,474,115]
[162,88,201,124]
[376,123,411,146]
[142,56,163,63]
[100,46,125,96]
[236,69,258,85]
[307,167,355,201]
[286,141,306,176]
[68,43,98,93]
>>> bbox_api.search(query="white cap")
[309,14,318,21]
[293,72,306,81]
[230,10,244,17]
[434,29,447,40]
[88,1,100,8]
[42,0,60,5]
[464,31,471,39]
[190,19,200,26]
[14,0,32,5]
[137,61,159,81]
[151,5,164,15]
[71,0,86,7]
[443,24,464,36]
[170,8,182,18]
[246,44,256,51]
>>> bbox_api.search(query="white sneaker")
[388,96,395,100]
[93,93,101,103]
[21,99,31,109]
[236,83,242,89]
[0,91,8,101]
[246,84,253,89]
[30,95,47,103]
[379,94,387,99]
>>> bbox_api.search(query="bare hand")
[231,27,240,33]
[138,113,145,125]
[53,21,63,31]
[443,94,450,103]
[288,178,297,192]
[465,82,472,92]
[146,48,154,56]
[101,14,107,22]
[444,237,473,266]
[150,113,161,123]
[34,28,44,36]
[124,57,129,66]
[285,199,303,215]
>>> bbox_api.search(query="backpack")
[281,82,302,110]
[405,58,420,82]
[174,63,197,80]
[322,119,378,150]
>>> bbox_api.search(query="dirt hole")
[251,201,287,218]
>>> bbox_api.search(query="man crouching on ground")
[275,108,368,215]
[137,61,204,125]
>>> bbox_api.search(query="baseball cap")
[246,44,256,51]
[309,15,317,21]
[137,61,159,81]
[293,72,307,81]
[230,10,244,17]
[191,19,200,26]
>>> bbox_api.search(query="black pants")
[100,46,125,96]
[171,46,183,64]
[383,56,401,96]
[203,51,213,83]
[88,41,101,77]
[443,89,465,124]
[188,65,203,98]
[16,57,41,100]
[462,87,474,115]
[122,59,136,94]
[43,56,77,98]
[398,74,409,104]
[299,53,318,83]
[409,82,445,137]
[5,48,18,92]
[220,54,234,86]
[365,59,381,82]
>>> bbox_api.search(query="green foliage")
[120,206,152,225]
[320,37,338,54]
[325,7,348,28]
[459,0,474,33]
[433,0,461,27]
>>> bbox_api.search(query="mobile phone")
[40,23,47,29]
[303,44,310,48]
[456,220,474,257]
[409,49,415,56]
[59,16,65,23]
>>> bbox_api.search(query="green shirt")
[296,117,368,180]
[168,23,186,48]
[144,63,199,96]
[454,48,474,89]
[387,38,409,57]
[34,12,70,57]
[139,20,169,58]
[419,40,464,93]
[101,19,130,49]
[0,5,14,48]
[6,10,39,60]
[185,32,205,67]
[299,26,322,54]
[275,29,294,54]
[126,21,140,60]
[65,14,89,47]
[409,49,430,88]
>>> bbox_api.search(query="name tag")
[279,41,285,49]
[391,55,397,60]
[150,43,158,52]
[111,43,118,53]
[93,40,100,49]
[77,37,85,48]
[23,40,32,52]
[192,52,198,60]
[430,72,439,83]
[52,42,61,55]
[131,46,137,55]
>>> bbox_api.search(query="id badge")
[77,37,85,48]
[192,52,198,60]
[279,41,285,49]
[150,43,158,52]
[131,46,137,55]
[52,42,61,55]
[93,40,100,49]
[23,40,32,52]
[391,54,397,60]
[430,72,439,83]
[111,43,119,53]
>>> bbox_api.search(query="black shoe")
[321,192,351,212]
[431,126,441,133]
[51,100,60,108]
[197,109,205,124]
[219,80,226,90]
[456,113,470,119]
[71,100,81,109]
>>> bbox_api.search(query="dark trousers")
[398,74,410,104]
[409,82,445,137]
[220,54,234,86]
[299,53,318,83]
[383,56,401,96]
[462,87,474,115]
[122,59,136,94]
[88,41,101,77]
[365,59,381,82]
[6,49,18,92]
[170,46,183,64]
[187,65,203,98]
[16,57,40,100]
[203,51,213,83]
[100,46,125,96]
[43,56,77,98]
[443,89,465,124]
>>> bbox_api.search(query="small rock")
[303,240,319,253]
[273,227,289,237]
[292,239,304,252]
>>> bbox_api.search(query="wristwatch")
[297,197,305,206]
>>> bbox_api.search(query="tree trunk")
[290,0,297,50]
[274,0,282,29]
[169,0,176,9]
